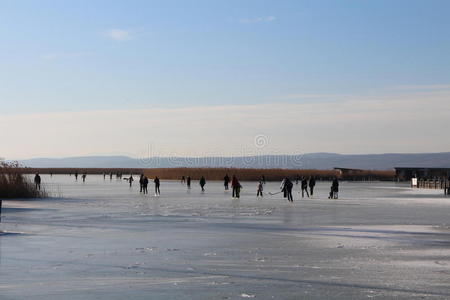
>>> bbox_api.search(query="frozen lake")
[1,175,450,299]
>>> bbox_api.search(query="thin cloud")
[283,93,340,100]
[239,16,276,24]
[394,84,450,91]
[105,29,132,41]
[2,90,450,159]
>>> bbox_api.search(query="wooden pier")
[396,167,450,195]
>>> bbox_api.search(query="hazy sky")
[1,0,449,159]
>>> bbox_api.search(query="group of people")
[279,176,339,202]
[71,172,87,182]
[33,172,340,200]
[134,174,160,196]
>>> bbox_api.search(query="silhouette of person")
[224,174,230,190]
[284,177,294,202]
[257,181,263,197]
[75,172,78,181]
[309,177,316,196]
[139,174,144,192]
[154,176,160,195]
[109,172,113,180]
[34,173,41,190]
[181,176,185,183]
[301,177,309,198]
[82,174,86,182]
[142,176,149,194]
[199,176,206,192]
[330,178,339,199]
[186,176,191,189]
[129,175,134,187]
[231,175,241,198]
[261,175,266,184]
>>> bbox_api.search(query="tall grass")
[0,161,45,198]
[143,168,395,181]
[15,167,395,181]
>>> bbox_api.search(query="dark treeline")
[7,167,396,181]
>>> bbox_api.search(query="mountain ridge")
[14,152,450,170]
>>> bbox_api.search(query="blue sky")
[1,0,449,113]
[1,1,450,158]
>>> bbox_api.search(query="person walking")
[257,181,263,197]
[199,176,206,192]
[154,176,160,196]
[284,177,294,202]
[231,175,242,198]
[224,174,230,190]
[186,176,191,189]
[308,176,316,196]
[301,177,309,198]
[129,174,134,187]
[82,174,86,182]
[34,173,41,190]
[142,176,149,194]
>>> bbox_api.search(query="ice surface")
[0,175,449,299]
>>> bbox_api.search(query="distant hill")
[16,152,450,170]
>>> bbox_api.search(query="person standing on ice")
[224,174,230,190]
[186,176,191,189]
[34,173,41,190]
[284,178,294,202]
[301,177,309,198]
[308,176,316,196]
[257,181,263,197]
[154,176,160,195]
[139,174,144,192]
[142,176,149,194]
[129,174,134,187]
[199,176,206,192]
[231,175,242,198]
[82,173,86,182]
[329,178,339,199]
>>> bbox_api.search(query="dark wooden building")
[395,167,450,180]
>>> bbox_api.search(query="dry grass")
[0,162,46,198]
[15,167,395,181]
[143,168,395,181]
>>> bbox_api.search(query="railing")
[412,178,450,195]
